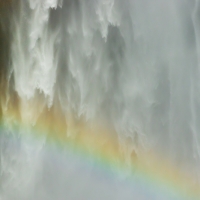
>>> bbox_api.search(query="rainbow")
[0,1,199,199]
[0,97,200,200]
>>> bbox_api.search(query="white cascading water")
[1,0,200,199]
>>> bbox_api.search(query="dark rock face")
[0,0,19,120]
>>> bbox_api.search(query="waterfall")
[0,0,200,199]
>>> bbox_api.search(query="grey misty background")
[0,0,200,199]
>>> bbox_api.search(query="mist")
[0,0,200,199]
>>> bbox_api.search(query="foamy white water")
[1,0,200,199]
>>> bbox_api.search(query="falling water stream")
[1,0,200,199]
